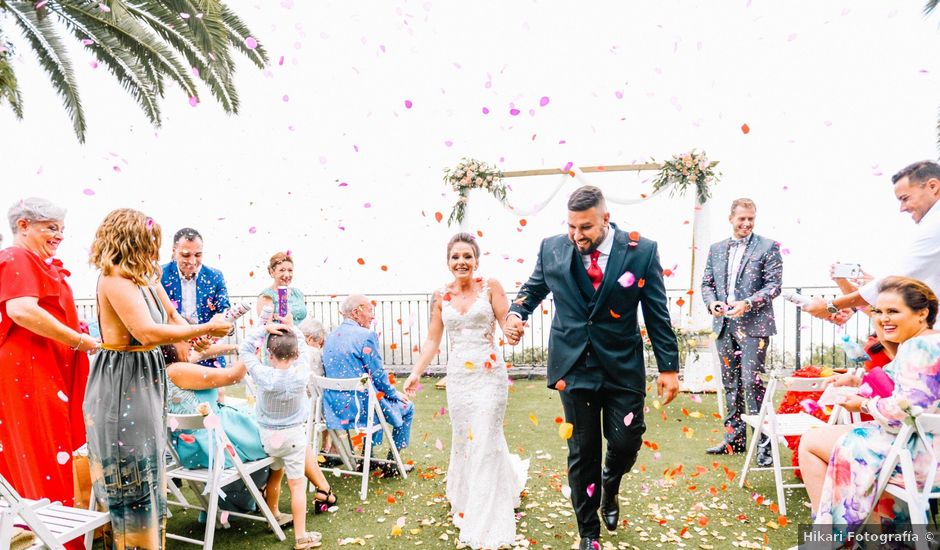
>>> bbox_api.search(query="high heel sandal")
[313,487,337,514]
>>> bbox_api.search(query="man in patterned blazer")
[701,198,783,467]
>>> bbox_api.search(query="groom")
[506,185,679,550]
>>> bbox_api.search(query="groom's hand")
[657,371,679,406]
[504,315,525,345]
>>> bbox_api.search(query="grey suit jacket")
[700,233,783,338]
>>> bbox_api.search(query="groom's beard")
[573,228,608,255]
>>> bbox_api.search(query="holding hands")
[504,315,525,345]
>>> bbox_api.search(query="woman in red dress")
[0,198,99,545]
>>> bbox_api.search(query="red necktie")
[587,250,603,290]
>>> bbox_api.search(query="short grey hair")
[299,317,325,342]
[340,294,370,317]
[8,198,66,232]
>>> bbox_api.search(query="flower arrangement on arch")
[651,150,720,204]
[443,158,506,226]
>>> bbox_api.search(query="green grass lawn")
[160,379,809,549]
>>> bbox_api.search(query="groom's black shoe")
[706,440,746,455]
[579,537,600,550]
[600,487,620,532]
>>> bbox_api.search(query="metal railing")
[74,286,872,373]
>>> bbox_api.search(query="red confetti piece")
[357,258,365,265]
[741,123,750,134]
[381,265,388,272]
[434,212,443,223]
[519,219,527,226]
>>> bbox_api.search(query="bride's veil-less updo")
[446,232,480,261]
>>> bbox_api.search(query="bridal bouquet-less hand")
[444,158,506,226]
[651,150,720,204]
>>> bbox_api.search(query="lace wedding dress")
[442,279,529,549]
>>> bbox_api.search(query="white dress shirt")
[177,264,201,322]
[580,227,616,274]
[858,201,940,327]
[726,235,751,303]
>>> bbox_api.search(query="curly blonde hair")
[89,209,162,286]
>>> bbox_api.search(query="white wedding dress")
[442,279,529,549]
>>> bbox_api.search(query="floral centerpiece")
[651,150,720,204]
[444,158,506,226]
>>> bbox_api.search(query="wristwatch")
[826,300,839,314]
[744,299,753,312]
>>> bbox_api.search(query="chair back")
[782,377,828,392]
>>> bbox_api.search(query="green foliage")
[507,346,547,366]
[1,0,268,142]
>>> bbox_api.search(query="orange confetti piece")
[387,495,396,504]
[554,379,567,391]
[778,515,788,527]
[376,391,385,400]
[698,515,709,527]
[519,219,527,226]
[381,265,388,271]
[476,230,483,237]
[434,212,443,223]
[356,258,365,265]
[637,278,646,288]
[558,422,574,439]
[663,268,673,277]
[609,309,621,319]
[675,297,685,307]
[362,346,372,354]
[389,343,398,350]
[741,123,750,134]
[628,231,640,241]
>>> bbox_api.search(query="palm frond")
[925,0,940,16]
[4,0,86,141]
[57,1,201,110]
[0,48,24,119]
[124,0,239,112]
[219,3,267,69]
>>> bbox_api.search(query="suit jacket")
[321,319,406,431]
[700,233,783,338]
[509,225,679,391]
[161,262,231,367]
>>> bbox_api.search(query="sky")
[2,1,939,310]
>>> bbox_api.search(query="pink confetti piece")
[245,36,258,50]
[404,100,413,109]
[282,94,289,102]
[146,217,154,229]
[509,108,520,116]
[623,412,634,426]
[82,188,95,196]
[482,107,489,114]
[444,140,453,147]
[434,438,443,451]
[338,182,348,187]
[563,161,573,172]
[180,12,190,19]
[98,3,110,12]
[248,226,257,234]
[35,0,48,8]
[800,398,820,414]
[81,38,94,46]
[57,390,69,402]
[363,203,371,208]
[615,90,623,99]
[539,96,550,106]
[203,415,221,429]
[858,382,873,398]
[56,451,71,465]
[179,434,196,444]
[617,271,636,287]
[168,417,179,431]
[188,96,198,107]
[586,483,595,497]
[278,56,285,66]
[362,346,372,354]
[220,511,229,525]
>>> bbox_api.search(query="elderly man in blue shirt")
[322,294,413,474]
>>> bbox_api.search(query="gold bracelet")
[70,333,84,351]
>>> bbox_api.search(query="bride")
[404,233,529,549]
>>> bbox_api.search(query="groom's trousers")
[559,355,646,538]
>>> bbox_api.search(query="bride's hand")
[403,373,421,397]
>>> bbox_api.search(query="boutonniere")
[628,231,640,247]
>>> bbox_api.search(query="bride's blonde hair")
[89,209,162,286]
[447,232,480,261]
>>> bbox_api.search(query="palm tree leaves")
[0,35,24,118]
[1,0,268,142]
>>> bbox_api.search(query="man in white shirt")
[160,227,232,367]
[805,160,940,326]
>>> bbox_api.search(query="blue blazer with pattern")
[161,262,231,367]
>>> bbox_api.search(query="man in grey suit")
[701,198,782,466]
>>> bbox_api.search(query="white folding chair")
[866,412,940,550]
[306,381,358,492]
[739,375,829,515]
[311,375,408,500]
[165,413,285,548]
[0,472,109,550]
